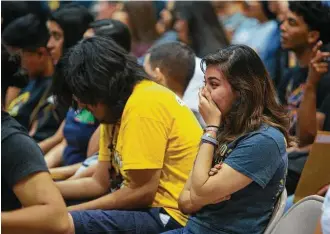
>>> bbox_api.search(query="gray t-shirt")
[186,125,288,234]
[1,111,48,211]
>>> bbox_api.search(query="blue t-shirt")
[62,109,99,166]
[186,125,288,234]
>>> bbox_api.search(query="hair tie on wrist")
[206,125,219,129]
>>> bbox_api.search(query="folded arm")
[56,160,111,200]
[69,169,161,211]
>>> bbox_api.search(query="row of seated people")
[1,1,330,234]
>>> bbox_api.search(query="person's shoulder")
[128,80,178,107]
[258,125,286,150]
[238,125,285,151]
[1,111,28,142]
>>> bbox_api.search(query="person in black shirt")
[1,73,69,234]
[285,41,330,195]
[1,44,28,109]
[1,2,31,108]
[2,13,64,142]
[278,1,330,136]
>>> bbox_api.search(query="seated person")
[1,43,28,110]
[2,13,64,142]
[144,42,204,124]
[53,37,202,233]
[165,45,292,234]
[277,1,330,196]
[232,1,280,80]
[286,41,330,195]
[44,109,99,168]
[1,2,31,108]
[84,19,131,53]
[277,1,330,135]
[1,77,69,233]
[48,19,133,180]
[38,3,94,154]
[47,3,94,65]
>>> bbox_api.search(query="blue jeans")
[70,207,182,234]
[162,218,229,234]
[162,228,185,234]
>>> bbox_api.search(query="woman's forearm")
[191,131,217,194]
[50,163,82,180]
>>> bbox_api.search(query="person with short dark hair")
[2,13,63,142]
[163,44,291,234]
[144,42,195,99]
[1,2,48,109]
[84,19,131,52]
[277,1,330,195]
[144,42,205,126]
[1,57,70,234]
[53,36,202,233]
[47,3,94,65]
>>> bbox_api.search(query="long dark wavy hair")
[201,45,295,148]
[174,1,229,58]
[52,36,148,124]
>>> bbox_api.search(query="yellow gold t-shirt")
[98,80,202,226]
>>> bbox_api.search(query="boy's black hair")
[89,19,131,52]
[2,13,50,51]
[289,1,330,44]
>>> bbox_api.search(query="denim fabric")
[70,207,182,234]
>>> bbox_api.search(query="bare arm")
[39,120,65,154]
[50,163,83,180]
[56,161,110,200]
[68,162,97,180]
[45,139,67,168]
[297,41,329,146]
[179,164,229,214]
[178,171,204,215]
[189,131,252,206]
[297,83,325,146]
[69,169,161,211]
[5,87,21,110]
[1,172,69,234]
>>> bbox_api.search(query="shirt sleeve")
[120,116,168,171]
[98,124,112,162]
[2,133,48,188]
[224,133,283,188]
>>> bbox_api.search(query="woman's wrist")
[201,132,218,147]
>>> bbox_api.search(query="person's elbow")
[92,177,111,196]
[178,197,198,215]
[48,205,70,234]
[190,189,208,207]
[139,187,157,207]
[298,134,315,147]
